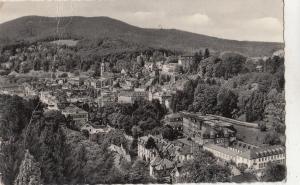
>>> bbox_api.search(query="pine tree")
[204,48,210,59]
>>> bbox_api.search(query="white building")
[118,91,148,104]
[39,91,59,110]
[148,91,172,110]
[80,123,112,135]
[203,144,285,170]
[162,63,178,75]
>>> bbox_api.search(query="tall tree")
[204,48,210,59]
[217,88,238,118]
[245,90,266,122]
[219,52,246,79]
[264,163,286,182]
[191,84,219,114]
[24,111,66,184]
[178,151,231,183]
[14,151,42,185]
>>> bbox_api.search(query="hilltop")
[0,16,283,57]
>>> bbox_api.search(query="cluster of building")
[0,48,286,183]
[137,112,285,182]
[0,55,196,139]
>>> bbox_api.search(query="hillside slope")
[0,16,283,57]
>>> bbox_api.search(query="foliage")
[100,129,128,150]
[0,95,39,185]
[162,125,177,141]
[178,150,231,183]
[237,163,248,174]
[218,52,247,79]
[145,137,157,150]
[125,160,155,184]
[264,163,286,182]
[217,88,238,118]
[263,132,282,145]
[204,48,210,59]
[63,129,124,184]
[0,16,282,58]
[190,83,220,114]
[264,89,285,131]
[171,79,197,112]
[245,90,266,122]
[14,150,42,185]
[24,110,66,184]
[99,100,166,136]
[0,95,38,139]
[258,122,267,132]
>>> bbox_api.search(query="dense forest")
[0,16,283,57]
[0,95,160,184]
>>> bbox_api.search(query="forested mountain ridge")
[0,16,283,57]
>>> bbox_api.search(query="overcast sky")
[0,0,283,42]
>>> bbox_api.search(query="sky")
[0,0,284,42]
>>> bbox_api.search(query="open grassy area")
[234,124,269,146]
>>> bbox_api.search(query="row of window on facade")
[258,159,285,169]
[257,154,285,162]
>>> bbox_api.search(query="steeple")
[100,62,105,77]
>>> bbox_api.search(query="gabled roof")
[238,145,285,160]
[150,156,174,170]
[62,104,87,114]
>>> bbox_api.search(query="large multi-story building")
[178,55,194,72]
[161,63,178,75]
[61,104,88,124]
[0,85,26,97]
[203,144,285,170]
[90,77,114,89]
[163,113,183,132]
[163,112,237,147]
[118,90,148,104]
[96,91,116,107]
[148,90,172,110]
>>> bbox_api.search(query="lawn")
[234,124,269,146]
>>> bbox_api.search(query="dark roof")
[238,145,285,159]
[204,144,239,157]
[150,157,174,170]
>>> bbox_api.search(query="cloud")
[0,1,283,42]
[249,17,282,31]
[133,11,166,19]
[184,13,211,25]
[233,17,283,42]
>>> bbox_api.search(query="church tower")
[100,62,105,77]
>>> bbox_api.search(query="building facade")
[61,104,88,124]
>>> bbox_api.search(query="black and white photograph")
[0,0,295,184]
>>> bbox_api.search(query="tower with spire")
[100,62,105,77]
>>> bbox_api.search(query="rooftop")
[150,156,174,170]
[238,145,285,159]
[204,144,240,157]
[62,104,88,114]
